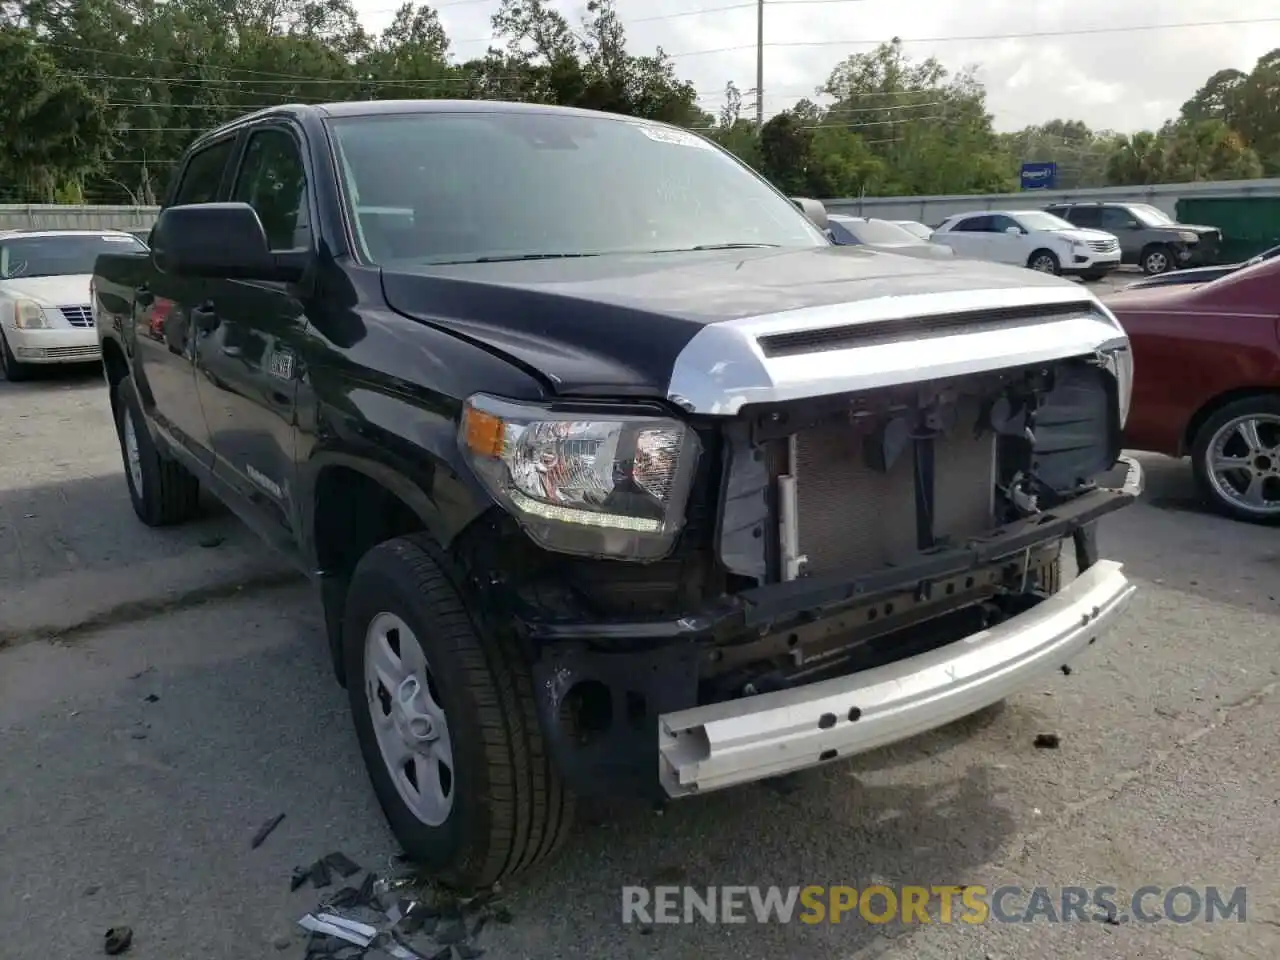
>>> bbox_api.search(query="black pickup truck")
[93,99,1142,887]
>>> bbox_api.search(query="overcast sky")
[350,0,1280,133]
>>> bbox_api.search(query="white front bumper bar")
[658,558,1136,798]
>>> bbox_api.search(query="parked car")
[826,214,954,260]
[892,220,934,241]
[93,99,1141,886]
[128,228,153,246]
[932,209,1121,279]
[1044,202,1223,276]
[1124,242,1280,291]
[0,228,149,380]
[1105,255,1280,523]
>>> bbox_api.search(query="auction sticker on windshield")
[633,124,713,149]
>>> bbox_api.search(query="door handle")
[192,303,220,333]
[135,285,154,306]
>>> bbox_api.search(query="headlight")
[1178,231,1199,243]
[12,300,50,329]
[459,394,701,560]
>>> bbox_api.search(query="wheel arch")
[1182,386,1280,457]
[1026,247,1059,269]
[101,334,130,416]
[304,450,492,686]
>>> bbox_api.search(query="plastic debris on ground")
[251,813,287,849]
[292,852,503,960]
[103,926,133,955]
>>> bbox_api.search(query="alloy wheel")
[1204,414,1280,518]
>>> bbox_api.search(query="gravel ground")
[1,361,1276,960]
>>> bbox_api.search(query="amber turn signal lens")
[461,405,505,458]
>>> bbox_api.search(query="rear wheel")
[343,535,574,888]
[113,376,201,526]
[1027,250,1060,274]
[1141,245,1177,275]
[1190,396,1280,525]
[0,331,31,381]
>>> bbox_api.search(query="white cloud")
[352,0,1280,133]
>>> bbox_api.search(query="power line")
[665,16,1280,58]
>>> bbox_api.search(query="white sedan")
[932,209,1121,280]
[0,229,148,381]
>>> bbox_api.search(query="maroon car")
[1105,256,1280,524]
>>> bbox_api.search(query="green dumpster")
[1176,196,1280,263]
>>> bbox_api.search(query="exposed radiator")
[794,402,996,577]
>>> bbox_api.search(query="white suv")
[932,210,1121,280]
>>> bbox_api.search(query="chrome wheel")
[364,612,455,827]
[1204,414,1280,517]
[123,408,144,495]
[1144,249,1171,274]
[1030,254,1057,273]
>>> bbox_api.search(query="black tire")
[113,376,201,526]
[1027,249,1061,275]
[0,330,31,381]
[343,535,574,888]
[1140,244,1177,275]
[1189,395,1280,525]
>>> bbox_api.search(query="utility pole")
[755,0,764,129]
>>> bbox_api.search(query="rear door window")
[1066,207,1103,229]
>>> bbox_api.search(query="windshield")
[0,233,147,279]
[895,221,932,239]
[1013,211,1075,232]
[327,111,827,265]
[832,218,922,245]
[1129,204,1174,227]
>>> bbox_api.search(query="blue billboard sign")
[1020,161,1058,190]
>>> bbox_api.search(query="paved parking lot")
[2,361,1277,960]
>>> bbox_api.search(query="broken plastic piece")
[104,926,133,955]
[291,866,311,892]
[310,858,333,889]
[324,852,362,878]
[426,948,452,960]
[251,813,286,849]
[1033,733,1061,749]
[455,945,486,960]
[297,913,377,948]
[326,887,362,910]
[356,873,377,905]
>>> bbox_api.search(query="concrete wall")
[0,205,160,231]
[822,177,1280,227]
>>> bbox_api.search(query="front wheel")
[1027,250,1061,274]
[343,535,574,888]
[113,376,201,526]
[1141,245,1177,275]
[1190,397,1280,525]
[0,331,31,381]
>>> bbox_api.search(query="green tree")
[0,26,113,201]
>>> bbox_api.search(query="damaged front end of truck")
[455,284,1142,801]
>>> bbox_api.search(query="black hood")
[380,245,1087,397]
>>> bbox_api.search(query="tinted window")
[233,127,311,250]
[173,138,236,205]
[1100,207,1136,230]
[1011,211,1074,231]
[1065,207,1102,228]
[0,233,147,279]
[327,112,826,265]
[989,215,1022,233]
[951,216,993,232]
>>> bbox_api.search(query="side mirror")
[151,202,304,281]
[791,197,829,231]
